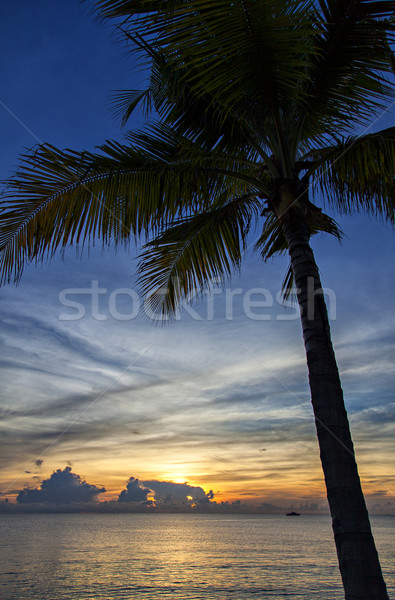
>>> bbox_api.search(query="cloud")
[35,459,44,467]
[1,238,394,505]
[118,477,152,502]
[117,476,215,505]
[143,479,209,503]
[195,489,215,505]
[16,466,105,504]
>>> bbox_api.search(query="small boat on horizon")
[286,511,301,516]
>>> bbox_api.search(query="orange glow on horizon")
[2,446,393,510]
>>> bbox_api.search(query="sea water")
[0,514,394,599]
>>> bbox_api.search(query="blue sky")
[0,1,394,513]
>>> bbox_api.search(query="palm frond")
[297,1,395,143]
[138,194,261,318]
[112,25,285,166]
[97,1,395,155]
[281,264,296,303]
[97,0,318,112]
[111,89,153,126]
[0,125,255,284]
[306,127,395,221]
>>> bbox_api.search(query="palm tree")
[1,1,394,597]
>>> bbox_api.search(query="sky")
[0,0,394,514]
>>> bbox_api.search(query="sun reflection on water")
[0,514,394,599]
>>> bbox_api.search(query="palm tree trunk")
[282,215,389,600]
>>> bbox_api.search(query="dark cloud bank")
[118,476,216,506]
[118,477,152,503]
[16,466,105,505]
[1,468,219,513]
[1,467,336,514]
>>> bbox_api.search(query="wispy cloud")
[1,230,394,507]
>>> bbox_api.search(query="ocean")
[0,514,394,599]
